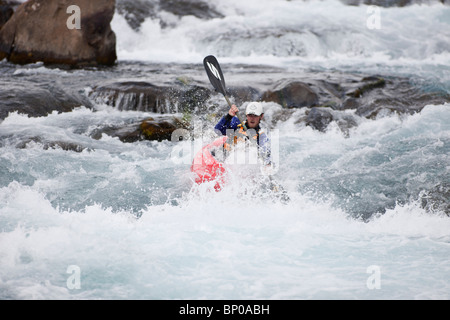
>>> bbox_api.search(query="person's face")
[246,114,263,128]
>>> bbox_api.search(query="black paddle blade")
[203,55,227,96]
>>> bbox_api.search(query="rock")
[0,0,117,67]
[351,76,449,118]
[0,81,92,120]
[159,0,223,20]
[420,183,450,216]
[140,118,181,142]
[342,97,360,110]
[116,0,156,31]
[116,0,223,31]
[313,80,346,109]
[305,107,333,132]
[0,1,19,30]
[92,122,142,143]
[90,116,188,143]
[262,80,319,108]
[90,81,178,113]
[89,81,213,114]
[347,76,386,98]
[16,136,87,152]
[178,85,211,114]
[228,86,261,106]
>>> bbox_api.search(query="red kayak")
[191,136,228,191]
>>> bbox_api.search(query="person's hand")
[228,104,239,117]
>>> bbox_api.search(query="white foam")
[1,179,449,299]
[112,0,450,73]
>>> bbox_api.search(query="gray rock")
[0,0,116,67]
[262,80,319,108]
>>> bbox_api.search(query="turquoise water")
[1,0,449,299]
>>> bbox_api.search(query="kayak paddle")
[203,55,248,131]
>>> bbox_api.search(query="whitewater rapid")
[1,0,449,300]
[113,0,450,71]
[1,102,449,299]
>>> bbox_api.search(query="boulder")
[90,81,177,112]
[140,118,184,142]
[178,85,211,114]
[305,107,333,132]
[89,116,188,142]
[262,80,319,108]
[0,81,92,120]
[0,0,116,67]
[0,1,19,30]
[228,86,261,106]
[89,81,213,114]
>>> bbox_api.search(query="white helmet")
[245,102,264,116]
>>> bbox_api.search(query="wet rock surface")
[0,61,448,141]
[0,79,92,120]
[116,0,223,31]
[0,0,20,29]
[0,0,117,67]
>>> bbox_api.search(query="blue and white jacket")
[214,114,272,165]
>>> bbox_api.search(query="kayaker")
[214,101,271,166]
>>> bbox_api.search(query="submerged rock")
[305,107,333,132]
[0,0,117,67]
[90,116,188,143]
[87,72,449,137]
[116,0,156,31]
[228,86,261,106]
[2,62,447,141]
[0,81,92,120]
[347,77,386,98]
[89,81,212,114]
[116,0,223,31]
[178,85,212,114]
[420,183,450,216]
[140,117,186,142]
[351,76,449,119]
[159,0,223,21]
[90,81,178,113]
[16,136,87,152]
